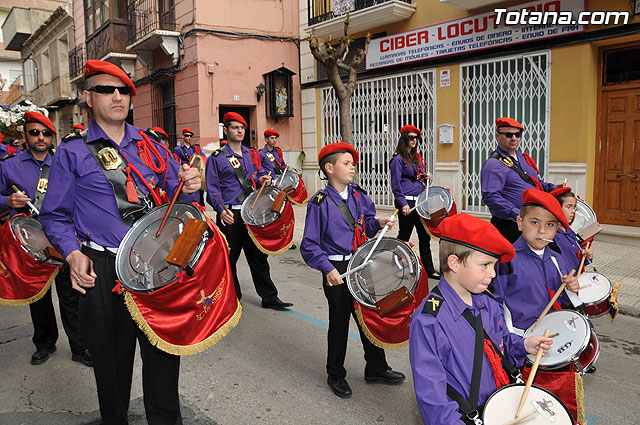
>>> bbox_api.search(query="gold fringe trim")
[123,292,242,356]
[575,372,585,424]
[420,218,440,241]
[0,267,60,306]
[287,194,309,206]
[354,303,408,350]
[246,226,293,255]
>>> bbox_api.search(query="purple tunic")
[259,146,285,176]
[300,183,382,275]
[409,278,527,425]
[0,150,52,216]
[389,154,426,208]
[38,120,197,258]
[490,237,573,331]
[205,144,266,213]
[480,147,554,221]
[554,227,585,273]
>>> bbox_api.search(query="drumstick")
[250,171,271,209]
[531,269,575,331]
[514,328,550,419]
[502,409,537,425]
[155,155,197,238]
[338,260,373,280]
[549,332,559,338]
[213,194,232,216]
[360,209,399,266]
[11,185,40,216]
[563,177,568,186]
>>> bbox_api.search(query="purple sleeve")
[494,303,528,367]
[409,315,467,425]
[300,201,335,275]
[39,147,82,259]
[489,263,510,305]
[481,159,520,220]
[389,156,407,207]
[173,146,186,163]
[162,146,198,203]
[205,155,224,214]
[0,167,9,211]
[361,192,382,238]
[540,179,555,192]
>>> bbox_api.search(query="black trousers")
[395,199,438,275]
[323,260,388,378]
[490,216,521,243]
[81,247,181,425]
[29,265,85,355]
[216,209,279,302]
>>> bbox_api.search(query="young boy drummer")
[490,188,580,335]
[551,187,594,274]
[300,142,405,399]
[409,213,553,425]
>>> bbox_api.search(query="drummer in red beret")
[491,188,580,336]
[301,142,405,399]
[260,128,288,176]
[481,117,560,243]
[409,213,553,425]
[205,110,293,310]
[72,124,86,134]
[390,124,439,279]
[549,186,594,276]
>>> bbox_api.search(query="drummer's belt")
[265,151,284,175]
[84,137,150,226]
[488,151,541,189]
[226,155,255,202]
[16,164,50,217]
[431,286,520,424]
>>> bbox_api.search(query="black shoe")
[72,348,93,367]
[290,244,297,250]
[364,368,406,385]
[327,375,352,399]
[261,297,293,311]
[586,365,596,374]
[31,347,56,365]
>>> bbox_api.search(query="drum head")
[578,272,613,304]
[275,170,299,191]
[115,203,207,293]
[482,383,574,424]
[524,310,590,369]
[570,199,596,235]
[9,215,50,263]
[346,237,421,309]
[241,186,285,227]
[415,186,453,220]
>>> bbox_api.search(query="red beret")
[24,111,56,134]
[549,186,573,198]
[182,128,194,136]
[522,189,570,229]
[73,124,86,131]
[438,213,515,263]
[318,142,359,166]
[152,127,169,139]
[83,60,136,96]
[223,112,247,127]
[400,125,421,139]
[264,129,279,138]
[495,117,524,131]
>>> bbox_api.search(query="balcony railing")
[86,21,129,61]
[308,0,412,26]
[127,0,177,46]
[69,44,85,80]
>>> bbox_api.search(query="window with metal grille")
[460,51,550,215]
[151,73,176,148]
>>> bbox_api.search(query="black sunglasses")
[497,131,522,138]
[406,135,420,141]
[27,129,55,137]
[88,85,133,95]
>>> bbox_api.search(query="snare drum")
[275,170,308,205]
[241,186,286,227]
[415,186,454,221]
[482,383,574,425]
[9,215,62,265]
[241,186,295,255]
[346,237,421,309]
[115,202,208,293]
[523,310,599,375]
[578,272,613,318]
[570,199,602,241]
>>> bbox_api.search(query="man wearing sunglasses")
[174,128,206,205]
[39,60,200,425]
[0,111,92,368]
[481,117,558,242]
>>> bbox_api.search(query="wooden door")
[595,88,640,226]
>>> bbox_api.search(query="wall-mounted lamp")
[256,83,266,101]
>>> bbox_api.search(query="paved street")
[1,205,639,424]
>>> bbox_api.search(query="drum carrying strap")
[224,149,255,202]
[432,286,520,425]
[488,151,542,190]
[265,151,285,175]
[31,164,50,214]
